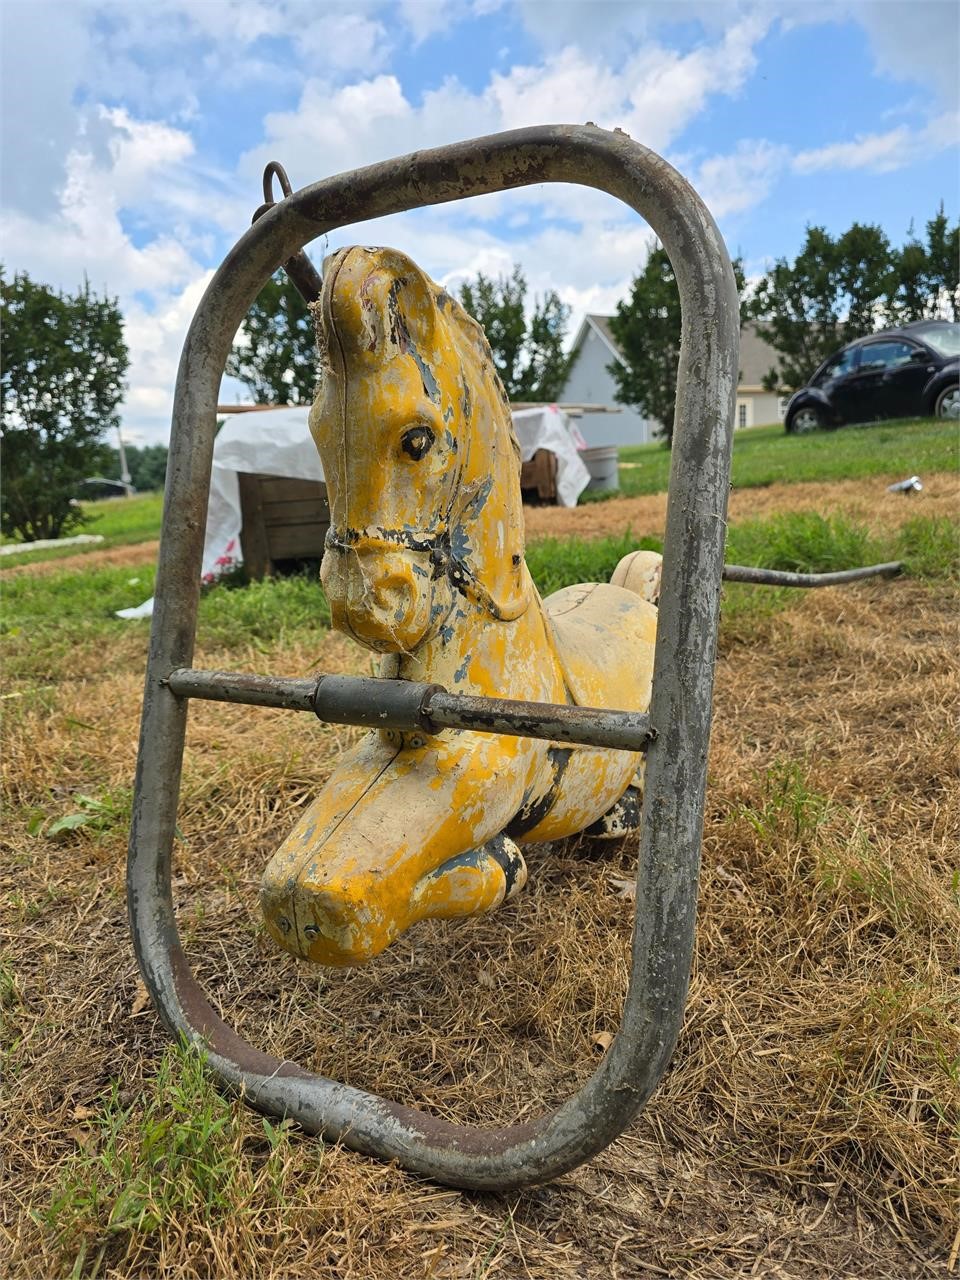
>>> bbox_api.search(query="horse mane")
[433,285,522,465]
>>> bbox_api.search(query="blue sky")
[2,0,957,443]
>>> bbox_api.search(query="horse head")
[312,246,530,656]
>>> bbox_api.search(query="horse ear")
[382,249,437,349]
[320,247,437,357]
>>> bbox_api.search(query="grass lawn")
[0,491,164,564]
[617,416,959,497]
[3,489,958,1275]
[4,511,956,684]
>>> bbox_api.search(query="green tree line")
[610,203,959,439]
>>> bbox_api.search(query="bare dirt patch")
[524,470,960,541]
[2,512,958,1276]
[0,539,160,578]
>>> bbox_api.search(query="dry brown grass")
[2,505,959,1277]
[524,471,960,542]
[1,540,161,578]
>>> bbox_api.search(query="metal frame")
[128,124,740,1190]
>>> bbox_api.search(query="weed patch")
[526,529,661,597]
[895,514,960,579]
[45,1041,292,1277]
[725,510,887,574]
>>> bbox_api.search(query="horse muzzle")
[260,838,526,966]
[321,542,439,654]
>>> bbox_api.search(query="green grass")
[44,1040,292,1277]
[618,417,959,497]
[724,511,888,573]
[526,530,661,597]
[5,513,955,683]
[0,493,164,563]
[1,563,333,678]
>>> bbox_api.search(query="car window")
[814,348,858,384]
[916,323,960,358]
[858,340,919,371]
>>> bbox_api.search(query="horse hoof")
[412,833,527,920]
[487,833,528,901]
[583,785,641,840]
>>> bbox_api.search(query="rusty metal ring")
[128,124,739,1190]
[262,159,294,205]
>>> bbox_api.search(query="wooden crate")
[519,448,558,503]
[237,473,330,580]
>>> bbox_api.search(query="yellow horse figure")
[260,246,662,966]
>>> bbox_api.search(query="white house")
[559,315,653,447]
[736,325,787,429]
[559,315,785,444]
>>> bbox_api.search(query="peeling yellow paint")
[260,246,661,966]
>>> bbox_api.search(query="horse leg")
[582,780,642,840]
[411,833,527,919]
[260,730,543,966]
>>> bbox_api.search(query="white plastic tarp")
[511,405,590,508]
[117,404,589,619]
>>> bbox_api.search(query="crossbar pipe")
[166,668,656,752]
[722,561,903,588]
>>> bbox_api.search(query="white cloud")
[399,0,457,44]
[289,9,392,72]
[239,16,770,235]
[793,111,960,175]
[850,0,960,109]
[0,105,225,443]
[695,140,790,217]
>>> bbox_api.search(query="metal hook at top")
[263,160,294,204]
[251,160,323,305]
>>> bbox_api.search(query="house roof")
[572,314,780,389]
[585,314,620,356]
[739,324,779,388]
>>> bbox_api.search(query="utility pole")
[117,424,134,497]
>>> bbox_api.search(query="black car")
[784,320,960,433]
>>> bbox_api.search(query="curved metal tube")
[128,124,739,1189]
[723,561,903,587]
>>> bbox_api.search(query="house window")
[738,403,748,429]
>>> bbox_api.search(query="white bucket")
[580,445,620,491]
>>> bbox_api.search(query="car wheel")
[787,405,822,434]
[934,384,960,420]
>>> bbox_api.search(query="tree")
[458,265,571,401]
[607,246,748,442]
[890,204,960,323]
[923,204,960,321]
[749,208,959,389]
[748,222,899,391]
[226,269,318,404]
[1,269,129,541]
[104,443,168,491]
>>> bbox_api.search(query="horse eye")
[401,425,434,460]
